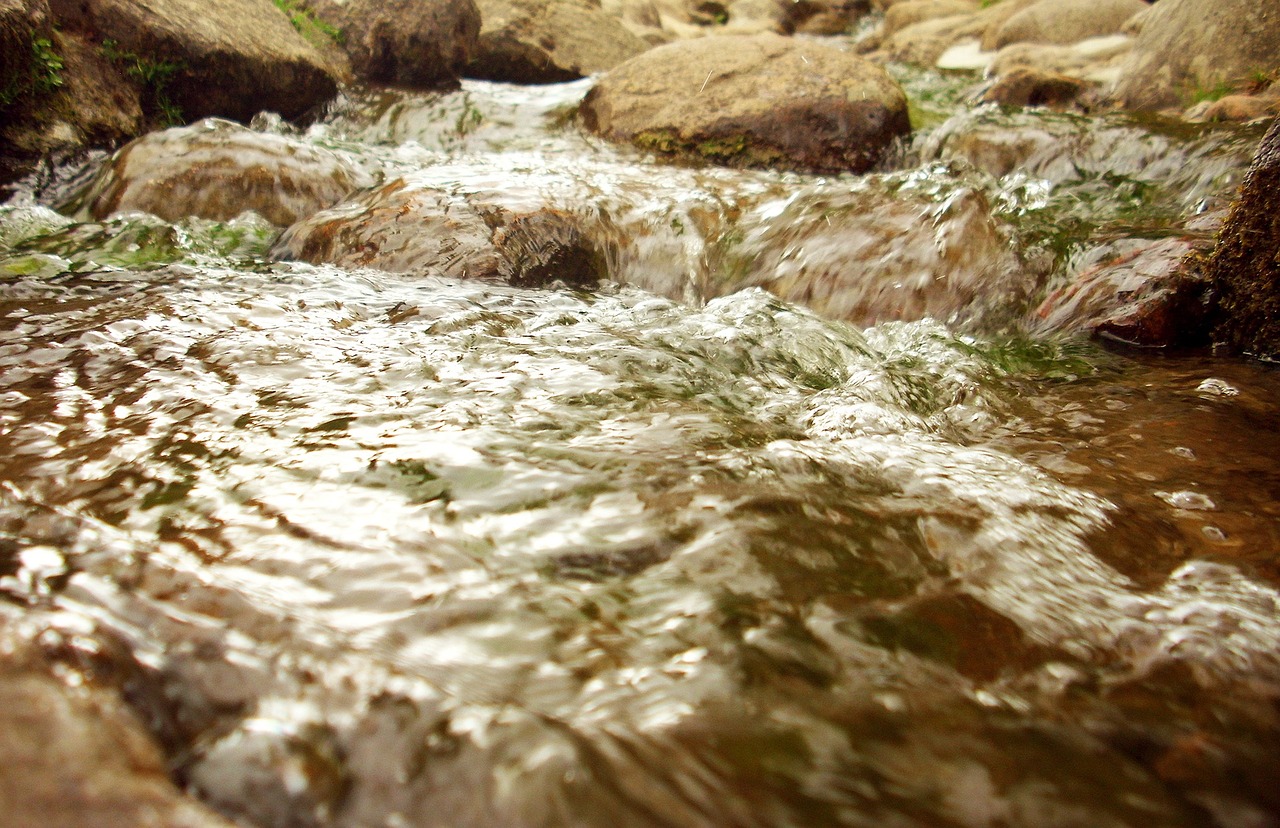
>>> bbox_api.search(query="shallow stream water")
[1,70,1278,828]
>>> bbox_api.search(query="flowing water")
[1,71,1279,828]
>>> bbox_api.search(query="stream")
[2,68,1279,828]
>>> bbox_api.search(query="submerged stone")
[74,119,371,227]
[271,175,607,288]
[708,175,1033,328]
[580,33,911,174]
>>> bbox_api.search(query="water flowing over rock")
[1204,116,1280,358]
[44,0,338,123]
[710,173,1034,327]
[1113,0,1280,112]
[299,0,480,89]
[1031,236,1213,346]
[580,33,910,173]
[468,0,649,83]
[72,119,371,226]
[272,175,607,288]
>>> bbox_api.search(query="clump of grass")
[1,34,65,111]
[272,0,344,47]
[100,39,184,126]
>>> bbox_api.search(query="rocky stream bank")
[2,1,1280,827]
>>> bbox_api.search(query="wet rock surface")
[74,119,371,226]
[272,175,607,288]
[580,33,910,173]
[468,0,649,83]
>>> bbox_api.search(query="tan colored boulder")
[991,0,1146,50]
[468,0,649,83]
[882,13,978,67]
[299,0,480,89]
[272,175,607,288]
[990,34,1133,86]
[1113,0,1280,112]
[75,119,371,226]
[45,0,338,123]
[711,180,1031,327]
[580,33,910,173]
[1194,94,1280,123]
[974,0,1039,51]
[882,0,976,40]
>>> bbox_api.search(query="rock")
[710,178,1033,328]
[1,4,146,186]
[0,628,238,828]
[975,0,1038,51]
[989,34,1134,86]
[580,33,911,174]
[1191,94,1280,123]
[882,13,978,67]
[271,175,607,288]
[74,119,371,226]
[981,67,1089,109]
[881,0,976,41]
[45,0,338,123]
[1031,237,1213,346]
[991,0,1146,50]
[1203,117,1280,359]
[1113,0,1280,112]
[467,0,649,83]
[300,0,480,89]
[787,0,870,35]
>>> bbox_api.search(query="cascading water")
[1,75,1278,828]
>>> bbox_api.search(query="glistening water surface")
[1,76,1278,828]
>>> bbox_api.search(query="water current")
[1,71,1279,827]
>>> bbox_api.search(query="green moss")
[632,128,784,168]
[272,0,344,47]
[100,39,184,126]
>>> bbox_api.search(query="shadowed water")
[1,77,1278,828]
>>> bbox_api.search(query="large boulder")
[1203,117,1280,359]
[72,119,371,226]
[45,0,338,122]
[1113,0,1280,112]
[580,33,910,173]
[991,0,1146,50]
[467,0,649,83]
[299,0,480,89]
[881,0,976,40]
[272,175,607,288]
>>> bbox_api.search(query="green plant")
[1188,80,1234,105]
[100,39,184,126]
[272,0,343,46]
[0,34,64,110]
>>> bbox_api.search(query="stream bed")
[2,71,1279,828]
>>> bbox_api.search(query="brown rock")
[1113,0,1280,112]
[1031,237,1213,346]
[271,175,607,288]
[0,630,238,828]
[881,0,976,40]
[981,67,1088,109]
[991,0,1146,49]
[76,119,370,226]
[468,0,649,83]
[46,0,338,122]
[580,33,911,174]
[300,0,480,89]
